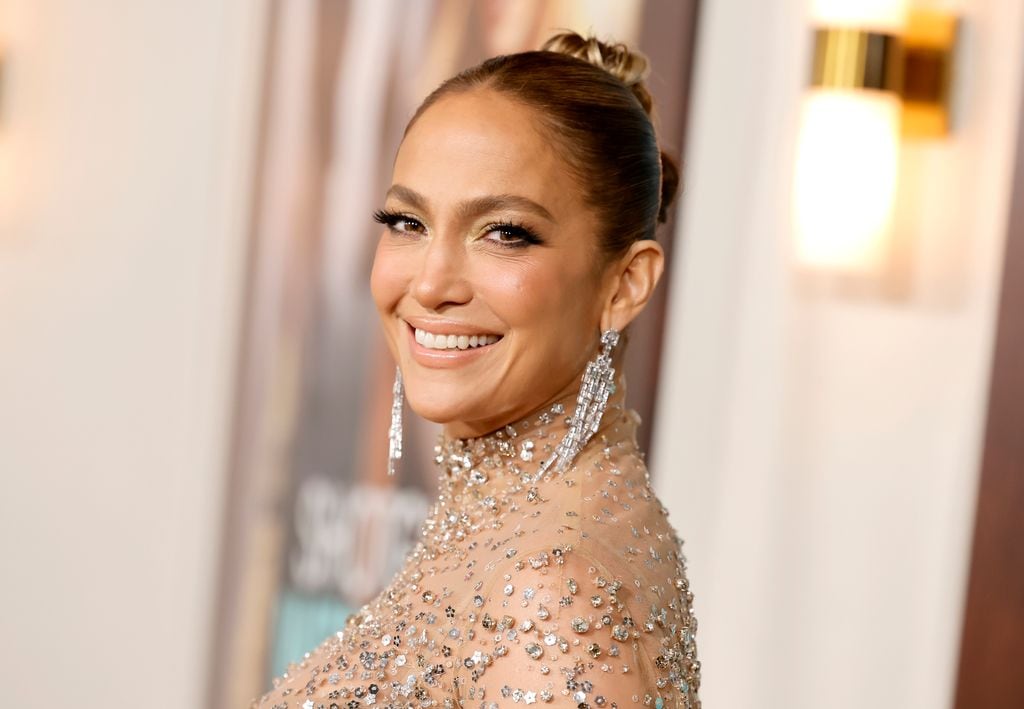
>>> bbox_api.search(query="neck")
[440,368,585,441]
[434,368,629,487]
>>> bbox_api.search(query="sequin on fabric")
[250,374,701,708]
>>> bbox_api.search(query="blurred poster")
[210,1,699,707]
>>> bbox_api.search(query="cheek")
[480,257,595,338]
[369,239,407,315]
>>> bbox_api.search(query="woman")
[252,30,701,709]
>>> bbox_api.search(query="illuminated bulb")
[792,88,902,273]
[811,0,907,32]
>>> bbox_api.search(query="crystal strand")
[532,328,619,481]
[387,366,403,476]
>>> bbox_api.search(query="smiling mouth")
[409,324,503,351]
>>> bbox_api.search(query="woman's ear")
[600,239,665,332]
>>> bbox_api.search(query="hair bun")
[658,149,681,225]
[541,29,680,224]
[540,29,654,115]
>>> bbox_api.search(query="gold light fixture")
[793,3,959,278]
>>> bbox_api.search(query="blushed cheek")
[512,263,585,317]
[481,260,592,347]
[469,262,542,340]
[369,243,407,321]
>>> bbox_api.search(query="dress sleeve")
[451,540,697,708]
[248,612,458,709]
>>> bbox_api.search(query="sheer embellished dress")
[251,372,702,709]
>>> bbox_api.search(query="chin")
[403,379,488,426]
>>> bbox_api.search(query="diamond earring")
[534,328,620,481]
[387,366,403,476]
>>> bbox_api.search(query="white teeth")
[413,327,500,350]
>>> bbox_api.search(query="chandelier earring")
[387,365,403,476]
[533,327,620,481]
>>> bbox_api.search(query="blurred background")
[0,1,1021,708]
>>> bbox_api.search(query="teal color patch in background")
[269,588,353,682]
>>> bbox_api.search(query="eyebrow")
[384,184,556,223]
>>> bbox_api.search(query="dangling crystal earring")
[387,366,403,476]
[533,328,620,481]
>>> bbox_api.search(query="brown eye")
[481,220,545,249]
[484,227,527,246]
[391,217,423,233]
[372,209,427,237]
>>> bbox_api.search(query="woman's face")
[370,88,614,438]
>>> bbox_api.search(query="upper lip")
[403,316,502,337]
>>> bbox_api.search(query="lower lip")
[405,322,502,368]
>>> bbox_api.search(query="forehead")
[393,89,584,218]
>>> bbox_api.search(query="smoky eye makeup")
[479,218,545,248]
[372,208,546,249]
[372,208,425,235]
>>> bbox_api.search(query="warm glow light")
[0,41,10,232]
[0,130,11,232]
[792,89,902,273]
[811,0,907,32]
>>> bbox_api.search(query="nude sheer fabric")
[251,372,701,709]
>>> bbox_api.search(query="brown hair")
[402,29,681,263]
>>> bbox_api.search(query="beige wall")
[652,1,1023,707]
[0,1,264,706]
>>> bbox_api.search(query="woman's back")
[251,375,701,708]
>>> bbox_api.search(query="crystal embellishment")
[250,355,702,709]
[533,329,620,481]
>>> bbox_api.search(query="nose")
[410,232,473,311]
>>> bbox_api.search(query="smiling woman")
[250,29,701,709]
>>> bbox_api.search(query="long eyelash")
[373,208,427,242]
[373,208,416,228]
[486,219,545,248]
[372,209,544,248]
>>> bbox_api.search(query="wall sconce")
[792,3,958,280]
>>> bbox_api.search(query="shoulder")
[452,539,700,708]
[450,401,703,705]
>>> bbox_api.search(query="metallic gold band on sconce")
[809,10,958,137]
[901,10,958,138]
[810,28,902,92]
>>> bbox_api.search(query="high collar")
[432,368,631,489]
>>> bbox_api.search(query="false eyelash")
[371,209,545,249]
[373,208,420,229]
[484,219,545,248]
